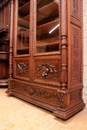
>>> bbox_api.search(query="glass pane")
[17,0,30,55]
[36,0,60,53]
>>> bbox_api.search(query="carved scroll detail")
[37,63,58,79]
[14,82,64,104]
[17,63,29,76]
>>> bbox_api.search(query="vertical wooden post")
[60,0,67,89]
[6,0,14,95]
[9,0,13,79]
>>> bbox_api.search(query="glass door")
[17,0,30,55]
[36,0,60,53]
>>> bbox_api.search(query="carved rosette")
[37,63,58,79]
[17,63,29,76]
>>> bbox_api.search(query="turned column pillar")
[9,0,14,78]
[60,0,67,89]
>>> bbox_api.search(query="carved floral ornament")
[37,63,58,79]
[17,63,29,76]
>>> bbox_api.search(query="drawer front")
[13,80,64,107]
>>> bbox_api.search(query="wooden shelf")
[0,28,8,35]
[17,30,29,37]
[37,41,59,47]
[21,1,59,23]
[19,2,30,17]
[17,47,29,51]
[18,18,29,29]
[0,38,10,44]
[37,1,59,22]
[0,52,9,60]
[37,19,59,35]
[17,47,29,54]
[23,14,30,22]
[19,0,29,7]
[0,79,8,86]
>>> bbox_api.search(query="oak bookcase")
[6,0,85,119]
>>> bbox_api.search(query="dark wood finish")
[6,0,85,119]
[0,1,10,86]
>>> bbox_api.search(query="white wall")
[83,0,87,108]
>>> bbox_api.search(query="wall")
[83,0,87,108]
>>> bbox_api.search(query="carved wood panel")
[33,56,61,86]
[14,58,29,80]
[70,25,82,87]
[71,0,81,20]
[14,80,66,107]
[16,62,29,76]
[69,89,82,108]
[70,90,81,101]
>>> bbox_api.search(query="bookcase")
[6,0,85,119]
[0,1,10,86]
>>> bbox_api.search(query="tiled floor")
[0,87,87,130]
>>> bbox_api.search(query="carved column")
[9,0,13,79]
[60,0,67,89]
[5,0,14,95]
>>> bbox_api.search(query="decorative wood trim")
[70,0,82,28]
[69,25,82,87]
[71,0,80,21]
[14,81,65,106]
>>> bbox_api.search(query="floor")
[0,87,87,130]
